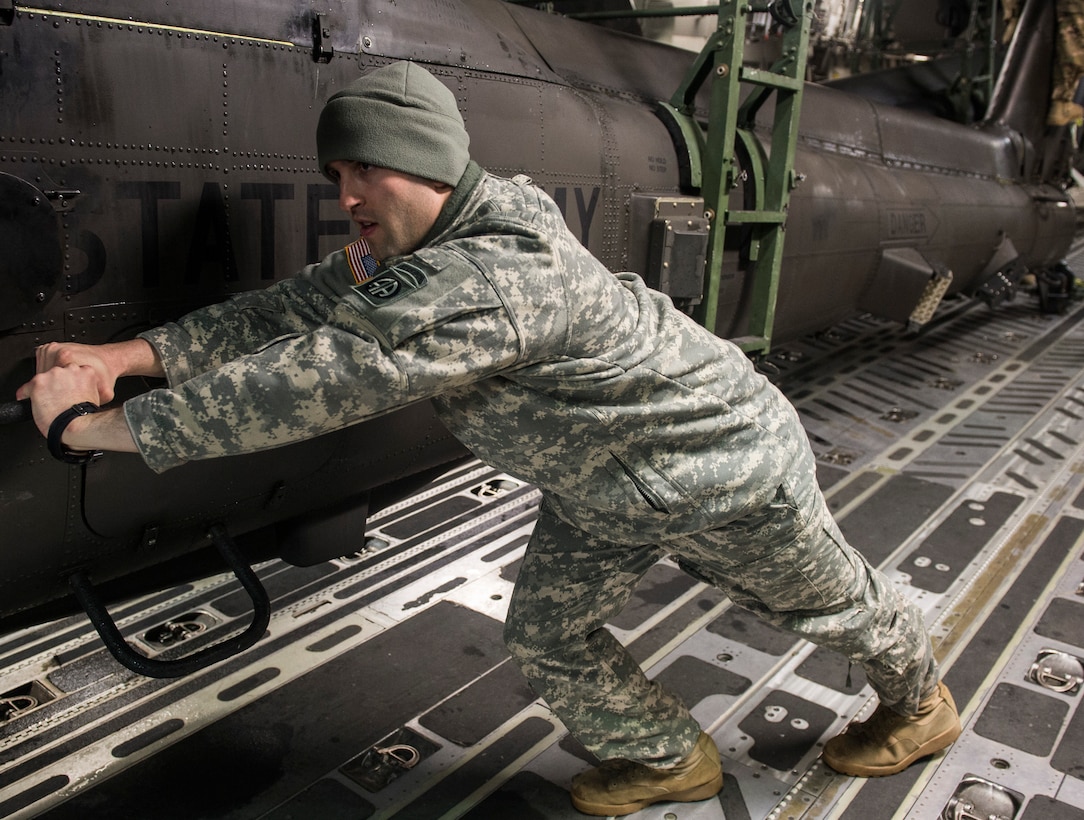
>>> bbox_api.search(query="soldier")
[17,61,961,816]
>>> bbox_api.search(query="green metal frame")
[666,0,812,355]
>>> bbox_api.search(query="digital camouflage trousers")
[504,469,940,767]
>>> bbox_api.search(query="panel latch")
[312,12,333,63]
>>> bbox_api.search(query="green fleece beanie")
[316,61,470,186]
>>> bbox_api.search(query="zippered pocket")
[610,451,673,514]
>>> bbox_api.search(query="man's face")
[328,160,452,261]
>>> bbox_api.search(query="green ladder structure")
[663,0,812,356]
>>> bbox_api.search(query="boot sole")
[570,770,724,816]
[821,723,962,777]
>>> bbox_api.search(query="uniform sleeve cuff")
[123,392,188,473]
[137,325,197,387]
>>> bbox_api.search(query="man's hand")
[15,339,158,454]
[16,361,102,439]
[31,342,119,403]
[22,339,164,404]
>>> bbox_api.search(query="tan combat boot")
[821,681,962,777]
[570,731,723,816]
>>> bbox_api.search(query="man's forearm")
[100,338,166,379]
[63,407,139,454]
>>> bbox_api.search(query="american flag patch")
[345,238,379,284]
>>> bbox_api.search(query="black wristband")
[47,402,104,464]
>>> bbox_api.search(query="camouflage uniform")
[1006,0,1084,125]
[126,160,939,767]
[1051,0,1084,125]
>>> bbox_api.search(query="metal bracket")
[312,12,333,64]
[1026,648,1083,694]
[941,776,1022,820]
[376,744,421,769]
[70,524,271,678]
[0,0,14,26]
[44,188,82,212]
[343,727,439,792]
[0,695,37,721]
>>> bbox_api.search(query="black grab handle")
[70,524,272,678]
[0,399,32,425]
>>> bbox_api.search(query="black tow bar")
[0,399,32,425]
[71,525,272,678]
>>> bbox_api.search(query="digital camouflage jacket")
[128,162,810,542]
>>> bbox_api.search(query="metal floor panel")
[1,271,1084,819]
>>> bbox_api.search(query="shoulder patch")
[351,259,432,306]
[345,237,380,283]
